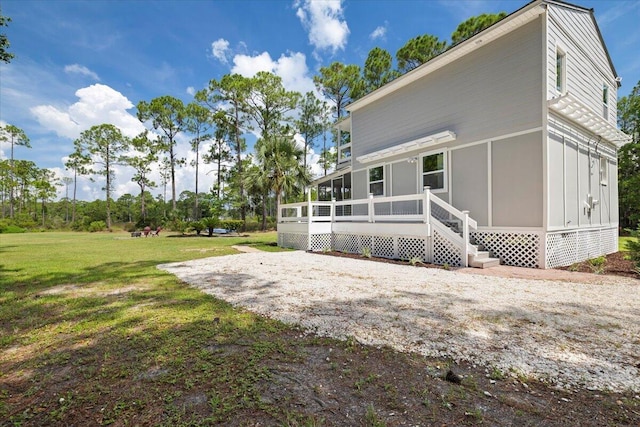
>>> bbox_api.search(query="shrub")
[203,217,219,237]
[627,226,640,270]
[87,221,106,232]
[0,223,26,233]
[190,220,205,235]
[220,219,243,232]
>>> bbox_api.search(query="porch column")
[368,193,374,223]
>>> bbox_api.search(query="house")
[277,0,631,269]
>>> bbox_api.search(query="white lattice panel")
[279,232,308,250]
[580,230,601,260]
[398,237,427,262]
[601,228,617,254]
[373,236,394,258]
[310,234,332,252]
[333,234,360,253]
[546,232,578,268]
[546,227,618,268]
[472,232,540,268]
[433,230,462,266]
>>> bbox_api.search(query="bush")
[88,221,106,232]
[203,217,219,237]
[220,219,243,232]
[627,226,640,269]
[189,220,205,235]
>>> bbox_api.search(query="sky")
[1,0,639,202]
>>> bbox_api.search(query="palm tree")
[253,135,310,229]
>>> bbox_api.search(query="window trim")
[602,82,609,120]
[420,149,447,193]
[600,156,608,186]
[556,47,566,94]
[367,164,385,197]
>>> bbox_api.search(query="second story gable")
[546,1,619,124]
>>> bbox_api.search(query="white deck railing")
[278,187,478,266]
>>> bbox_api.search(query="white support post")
[368,193,374,223]
[307,190,312,223]
[462,210,470,267]
[423,186,431,236]
[331,198,336,223]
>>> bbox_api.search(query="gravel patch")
[159,251,640,393]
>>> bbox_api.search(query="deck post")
[368,193,374,223]
[331,198,336,223]
[423,186,431,236]
[462,210,470,267]
[307,191,313,251]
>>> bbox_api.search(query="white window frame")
[556,47,566,94]
[368,164,385,196]
[420,149,447,193]
[600,156,608,186]
[602,83,609,120]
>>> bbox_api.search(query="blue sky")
[1,0,638,201]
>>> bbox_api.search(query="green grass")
[0,230,308,425]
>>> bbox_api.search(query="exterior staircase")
[439,219,500,269]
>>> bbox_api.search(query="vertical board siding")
[451,143,489,226]
[351,18,543,163]
[547,4,617,123]
[492,131,544,227]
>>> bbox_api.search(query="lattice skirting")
[278,232,308,251]
[432,229,462,266]
[471,231,541,269]
[545,227,618,268]
[332,233,431,262]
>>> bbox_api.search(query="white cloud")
[231,51,316,95]
[30,83,145,140]
[64,64,101,81]
[211,38,230,63]
[370,23,387,41]
[295,0,349,53]
[186,86,196,96]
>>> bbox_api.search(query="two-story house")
[278,0,631,269]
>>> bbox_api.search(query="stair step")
[468,257,501,269]
[472,251,491,260]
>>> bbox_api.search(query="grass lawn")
[1,231,638,426]
[0,231,299,425]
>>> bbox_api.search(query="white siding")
[546,4,617,124]
[351,18,544,164]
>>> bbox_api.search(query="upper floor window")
[602,83,609,119]
[422,151,446,191]
[556,48,566,93]
[368,165,384,196]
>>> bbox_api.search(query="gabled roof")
[347,0,620,113]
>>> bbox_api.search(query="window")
[368,166,384,196]
[422,151,445,191]
[556,49,566,93]
[602,83,609,119]
[338,130,351,163]
[600,157,608,185]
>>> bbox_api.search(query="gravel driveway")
[159,250,640,393]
